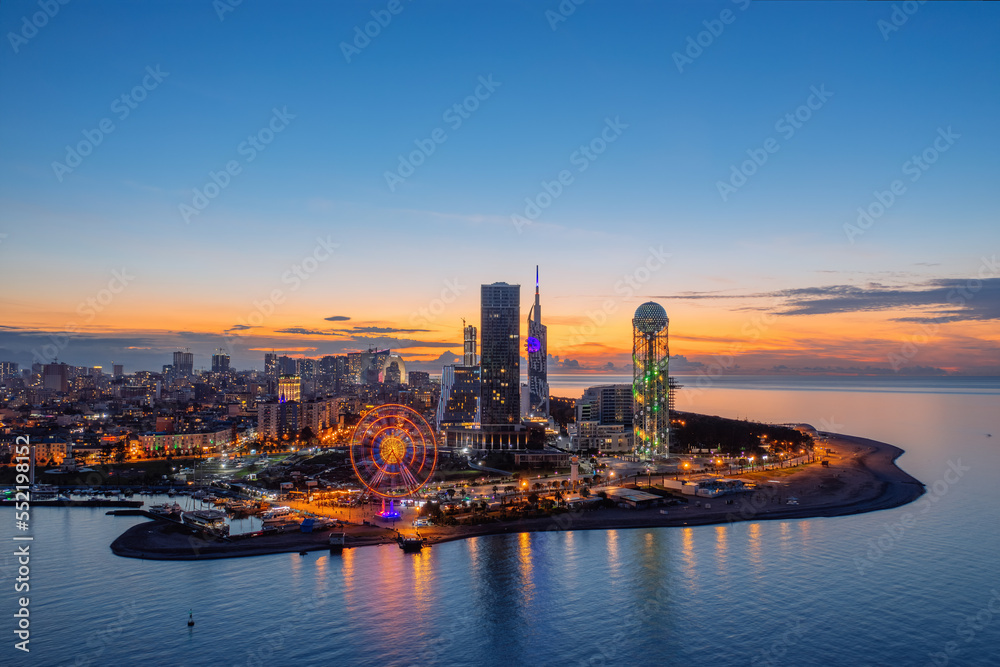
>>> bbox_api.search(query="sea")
[4,375,999,667]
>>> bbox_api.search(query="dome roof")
[633,301,668,334]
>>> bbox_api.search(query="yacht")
[181,509,230,537]
[261,506,293,524]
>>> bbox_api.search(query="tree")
[492,485,499,496]
[446,488,456,500]
[527,492,539,505]
[113,441,127,466]
[99,442,112,466]
[580,487,591,498]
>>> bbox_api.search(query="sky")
[1,0,998,376]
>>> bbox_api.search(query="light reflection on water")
[5,379,999,666]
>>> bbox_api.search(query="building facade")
[480,282,520,426]
[526,266,549,418]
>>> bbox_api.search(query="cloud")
[275,325,432,336]
[663,277,1000,324]
[225,324,254,332]
[324,315,350,322]
[670,354,706,371]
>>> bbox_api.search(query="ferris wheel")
[349,404,438,498]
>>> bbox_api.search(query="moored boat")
[181,509,230,537]
[397,534,425,552]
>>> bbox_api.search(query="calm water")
[5,377,1000,666]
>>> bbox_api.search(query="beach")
[109,431,925,560]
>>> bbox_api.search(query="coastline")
[110,431,925,561]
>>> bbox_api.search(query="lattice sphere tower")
[632,302,670,460]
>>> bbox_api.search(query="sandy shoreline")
[110,431,925,560]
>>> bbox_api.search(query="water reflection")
[714,525,729,577]
[607,529,621,580]
[517,532,535,605]
[747,522,762,571]
[679,527,699,595]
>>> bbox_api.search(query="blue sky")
[1,0,998,374]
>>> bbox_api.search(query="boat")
[192,490,207,500]
[149,502,183,518]
[31,484,60,500]
[329,532,346,553]
[181,509,230,537]
[261,506,293,524]
[167,488,177,497]
[397,534,425,553]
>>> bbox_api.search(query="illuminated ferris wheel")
[349,404,438,498]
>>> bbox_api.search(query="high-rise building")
[571,384,634,453]
[480,282,520,426]
[211,351,231,373]
[112,363,124,378]
[278,375,301,403]
[408,371,430,388]
[632,302,670,460]
[0,361,20,380]
[264,353,278,377]
[463,322,478,366]
[278,355,296,376]
[347,352,364,384]
[437,365,481,428]
[172,351,194,376]
[43,363,69,392]
[526,266,549,417]
[360,349,391,385]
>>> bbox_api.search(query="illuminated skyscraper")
[632,301,669,460]
[480,282,520,425]
[526,266,549,417]
[264,353,278,377]
[463,321,478,366]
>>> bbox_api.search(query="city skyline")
[1,2,998,376]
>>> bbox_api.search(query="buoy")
[299,551,308,556]
[188,611,195,627]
